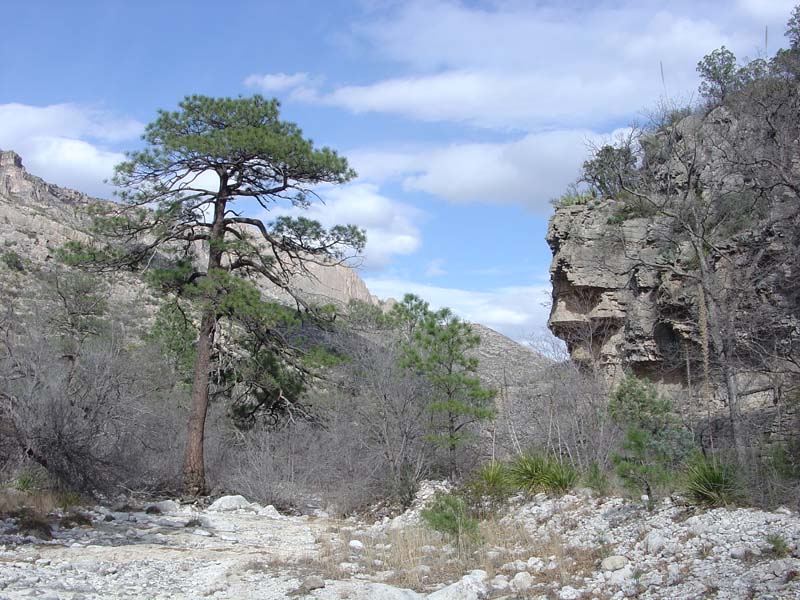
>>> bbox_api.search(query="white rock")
[147,500,180,514]
[601,555,628,571]
[609,565,633,587]
[490,575,509,591]
[427,571,488,600]
[645,530,666,554]
[730,545,749,560]
[527,556,544,572]
[207,495,254,512]
[559,585,581,600]
[257,505,281,518]
[511,571,533,592]
[349,539,365,551]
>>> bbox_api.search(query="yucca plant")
[685,455,742,507]
[541,460,579,493]
[509,453,577,495]
[509,454,549,494]
[475,462,514,498]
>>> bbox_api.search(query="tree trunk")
[696,248,746,465]
[182,309,215,496]
[182,187,227,496]
[448,411,457,480]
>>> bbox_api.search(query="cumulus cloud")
[244,72,322,102]
[247,1,786,131]
[269,183,423,271]
[244,72,311,92]
[0,103,142,197]
[349,128,634,213]
[364,278,553,342]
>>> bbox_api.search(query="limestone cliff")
[546,191,800,435]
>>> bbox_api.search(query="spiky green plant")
[509,454,577,495]
[685,455,741,507]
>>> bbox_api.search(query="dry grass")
[0,488,64,516]
[311,517,607,595]
[0,487,89,539]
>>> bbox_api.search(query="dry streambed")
[1,488,800,599]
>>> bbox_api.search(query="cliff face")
[546,202,677,380]
[546,189,800,437]
[0,150,376,309]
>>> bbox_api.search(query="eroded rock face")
[546,188,800,440]
[546,201,681,381]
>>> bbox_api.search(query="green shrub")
[509,454,578,495]
[12,468,47,493]
[462,462,515,517]
[765,533,791,558]
[685,455,742,507]
[0,250,24,272]
[421,493,479,544]
[474,462,514,497]
[609,375,693,501]
[583,461,610,496]
[551,182,597,209]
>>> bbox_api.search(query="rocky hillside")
[0,149,543,421]
[0,150,377,309]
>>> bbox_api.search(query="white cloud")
[248,1,790,130]
[323,71,642,130]
[349,129,635,213]
[269,183,423,270]
[736,0,796,23]
[245,72,311,93]
[363,278,553,341]
[0,103,142,197]
[424,258,446,278]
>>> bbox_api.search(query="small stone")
[559,585,581,600]
[349,539,365,551]
[730,545,749,560]
[601,555,628,571]
[298,575,325,594]
[511,571,533,592]
[490,575,509,591]
[645,530,666,554]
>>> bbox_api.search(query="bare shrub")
[0,272,187,495]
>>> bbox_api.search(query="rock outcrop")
[546,201,676,380]
[546,190,799,441]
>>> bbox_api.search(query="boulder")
[207,495,254,512]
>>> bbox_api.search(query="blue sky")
[0,0,795,340]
